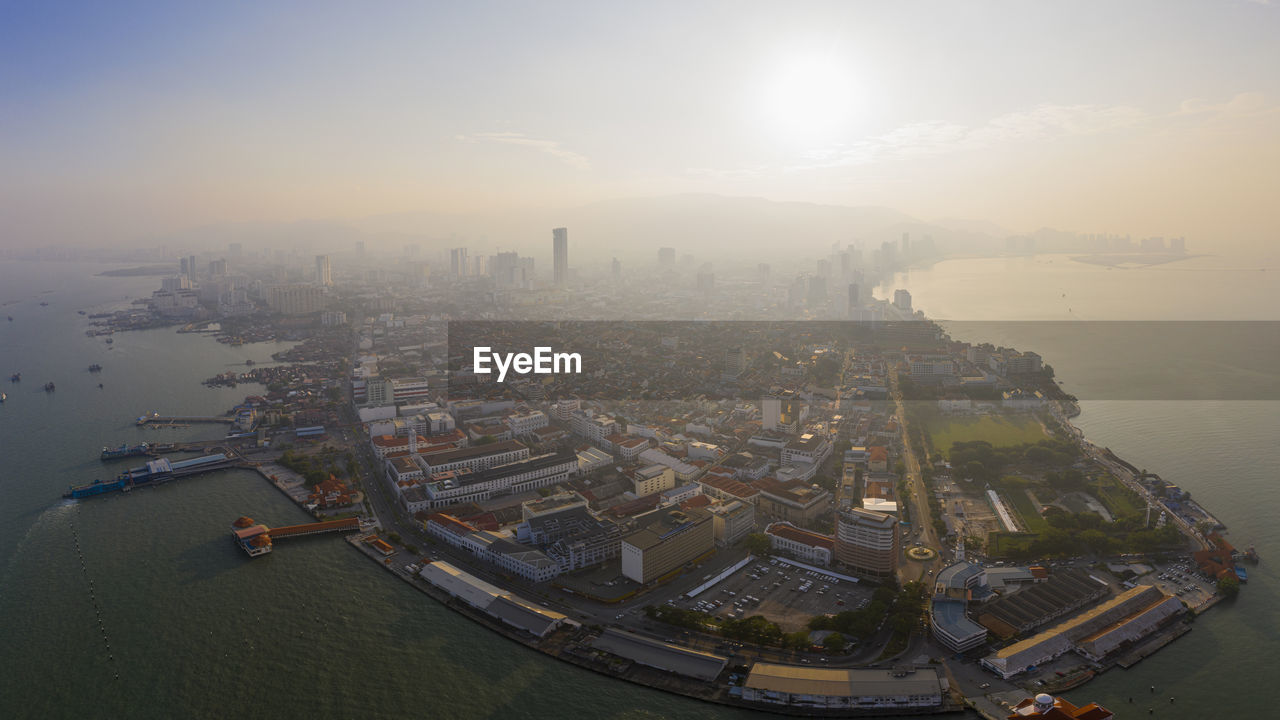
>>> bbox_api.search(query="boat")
[88,364,103,373]
[98,383,104,389]
[78,310,87,315]
[105,338,113,344]
[43,382,55,392]
[1,392,6,402]
[6,316,11,321]
[101,443,151,460]
[1235,565,1248,582]
[9,373,18,382]
[39,301,48,306]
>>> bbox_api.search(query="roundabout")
[906,546,937,561]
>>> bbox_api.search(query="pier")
[65,453,237,499]
[136,413,234,426]
[231,516,363,556]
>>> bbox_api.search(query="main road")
[888,365,945,585]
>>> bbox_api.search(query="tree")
[1217,575,1240,599]
[744,533,772,555]
[823,632,846,654]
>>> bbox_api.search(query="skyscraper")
[552,227,568,286]
[658,247,675,268]
[611,257,621,280]
[355,241,365,260]
[848,283,861,315]
[450,247,468,278]
[315,255,332,286]
[893,289,912,312]
[185,255,197,280]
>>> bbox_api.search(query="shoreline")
[343,533,968,718]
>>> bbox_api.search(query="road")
[888,365,944,585]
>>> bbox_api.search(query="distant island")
[97,266,175,277]
[1070,253,1202,268]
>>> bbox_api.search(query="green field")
[1005,488,1051,533]
[927,415,1051,458]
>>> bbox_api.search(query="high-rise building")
[315,255,332,286]
[552,227,568,286]
[893,289,912,312]
[848,283,861,314]
[761,392,804,433]
[611,257,621,280]
[208,258,228,277]
[228,242,242,258]
[722,347,746,380]
[266,284,323,315]
[658,247,675,268]
[620,508,714,584]
[807,276,827,306]
[757,263,771,284]
[696,269,715,294]
[185,255,197,279]
[450,247,469,278]
[835,507,899,577]
[355,241,365,260]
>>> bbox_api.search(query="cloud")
[456,132,590,170]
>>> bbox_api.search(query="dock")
[231,516,363,556]
[136,413,234,426]
[64,453,237,499]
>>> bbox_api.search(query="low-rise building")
[741,664,945,711]
[754,477,831,525]
[765,522,834,567]
[631,464,677,497]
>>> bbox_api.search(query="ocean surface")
[0,254,1275,718]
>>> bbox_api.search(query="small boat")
[1235,566,1248,582]
[39,301,48,306]
[78,310,87,315]
[98,383,104,389]
[6,316,11,321]
[43,382,56,392]
[105,338,113,344]
[88,364,103,373]
[9,373,18,382]
[1,392,7,402]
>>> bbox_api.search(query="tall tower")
[450,247,468,278]
[552,227,568,286]
[658,247,675,268]
[315,255,332,286]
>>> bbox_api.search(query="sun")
[756,51,859,147]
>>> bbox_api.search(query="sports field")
[927,415,1050,458]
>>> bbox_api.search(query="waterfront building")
[835,507,899,577]
[1006,693,1112,719]
[620,507,714,584]
[765,521,834,566]
[741,664,945,710]
[981,584,1184,679]
[266,283,323,315]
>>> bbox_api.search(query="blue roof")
[936,562,985,589]
[930,598,987,639]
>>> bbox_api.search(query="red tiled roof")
[766,522,834,550]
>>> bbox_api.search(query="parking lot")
[1147,561,1216,608]
[673,558,873,632]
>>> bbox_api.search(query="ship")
[78,310,87,315]
[39,301,48,306]
[9,373,19,382]
[101,443,151,460]
[1,391,6,402]
[1235,565,1249,583]
[43,382,55,392]
[105,338,113,344]
[88,364,103,373]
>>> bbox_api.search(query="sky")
[1,0,1278,250]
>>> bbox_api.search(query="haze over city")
[3,0,1278,257]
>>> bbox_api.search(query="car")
[979,683,991,690]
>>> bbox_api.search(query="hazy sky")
[2,1,1278,249]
